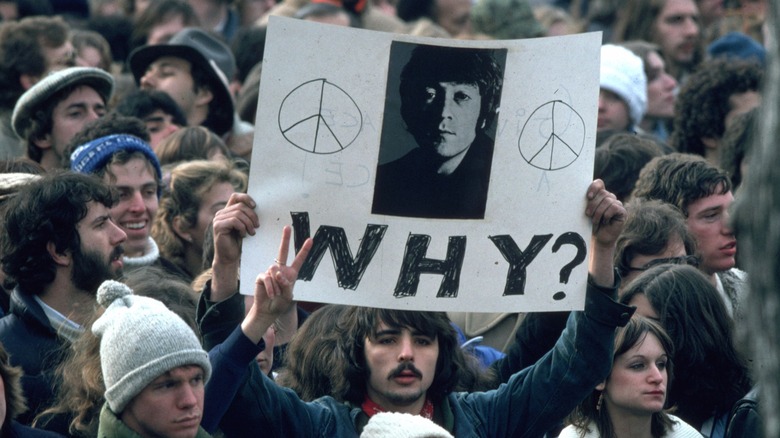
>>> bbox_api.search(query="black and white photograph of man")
[372,42,506,219]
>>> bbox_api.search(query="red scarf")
[361,395,434,420]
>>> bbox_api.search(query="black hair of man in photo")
[372,42,506,219]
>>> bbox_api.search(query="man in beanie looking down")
[93,279,212,438]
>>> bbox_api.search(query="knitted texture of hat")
[11,67,114,137]
[70,134,162,197]
[92,280,211,413]
[360,412,454,438]
[600,44,647,130]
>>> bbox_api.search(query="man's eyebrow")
[374,328,401,337]
[699,205,724,214]
[144,115,166,123]
[91,214,111,226]
[64,102,88,111]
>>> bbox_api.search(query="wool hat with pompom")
[92,280,211,414]
[360,412,454,438]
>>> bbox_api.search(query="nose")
[87,108,102,122]
[128,191,145,212]
[663,73,677,91]
[648,364,664,384]
[440,96,455,121]
[140,71,155,89]
[166,123,180,135]
[722,207,734,235]
[111,221,127,245]
[178,384,198,409]
[683,17,699,37]
[398,335,414,362]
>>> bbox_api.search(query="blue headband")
[70,134,162,197]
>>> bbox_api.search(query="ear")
[701,137,719,150]
[46,241,71,267]
[595,381,606,391]
[33,133,53,150]
[194,86,214,107]
[19,73,39,91]
[172,216,193,244]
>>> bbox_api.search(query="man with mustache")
[197,180,635,437]
[0,172,126,425]
[372,44,504,219]
[614,0,702,83]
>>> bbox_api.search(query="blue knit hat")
[70,134,162,197]
[707,32,766,65]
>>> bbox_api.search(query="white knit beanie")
[92,280,211,414]
[600,44,647,130]
[361,412,454,438]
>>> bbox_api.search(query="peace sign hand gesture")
[241,226,313,344]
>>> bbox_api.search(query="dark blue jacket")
[0,290,67,425]
[201,278,633,437]
[6,421,64,437]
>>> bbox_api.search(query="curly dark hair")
[631,153,731,215]
[0,172,116,295]
[620,264,752,428]
[720,107,758,190]
[340,307,488,406]
[399,44,504,141]
[670,59,762,157]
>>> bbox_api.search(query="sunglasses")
[627,255,700,272]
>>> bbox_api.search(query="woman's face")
[644,51,678,119]
[190,181,236,251]
[600,332,668,416]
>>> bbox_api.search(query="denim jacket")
[201,278,633,437]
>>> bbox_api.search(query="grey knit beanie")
[361,412,454,438]
[92,280,211,413]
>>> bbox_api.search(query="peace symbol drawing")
[518,100,585,171]
[278,78,363,154]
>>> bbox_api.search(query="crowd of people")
[0,0,770,437]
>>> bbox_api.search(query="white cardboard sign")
[241,17,601,313]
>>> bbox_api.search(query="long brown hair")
[567,315,676,438]
[340,307,491,405]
